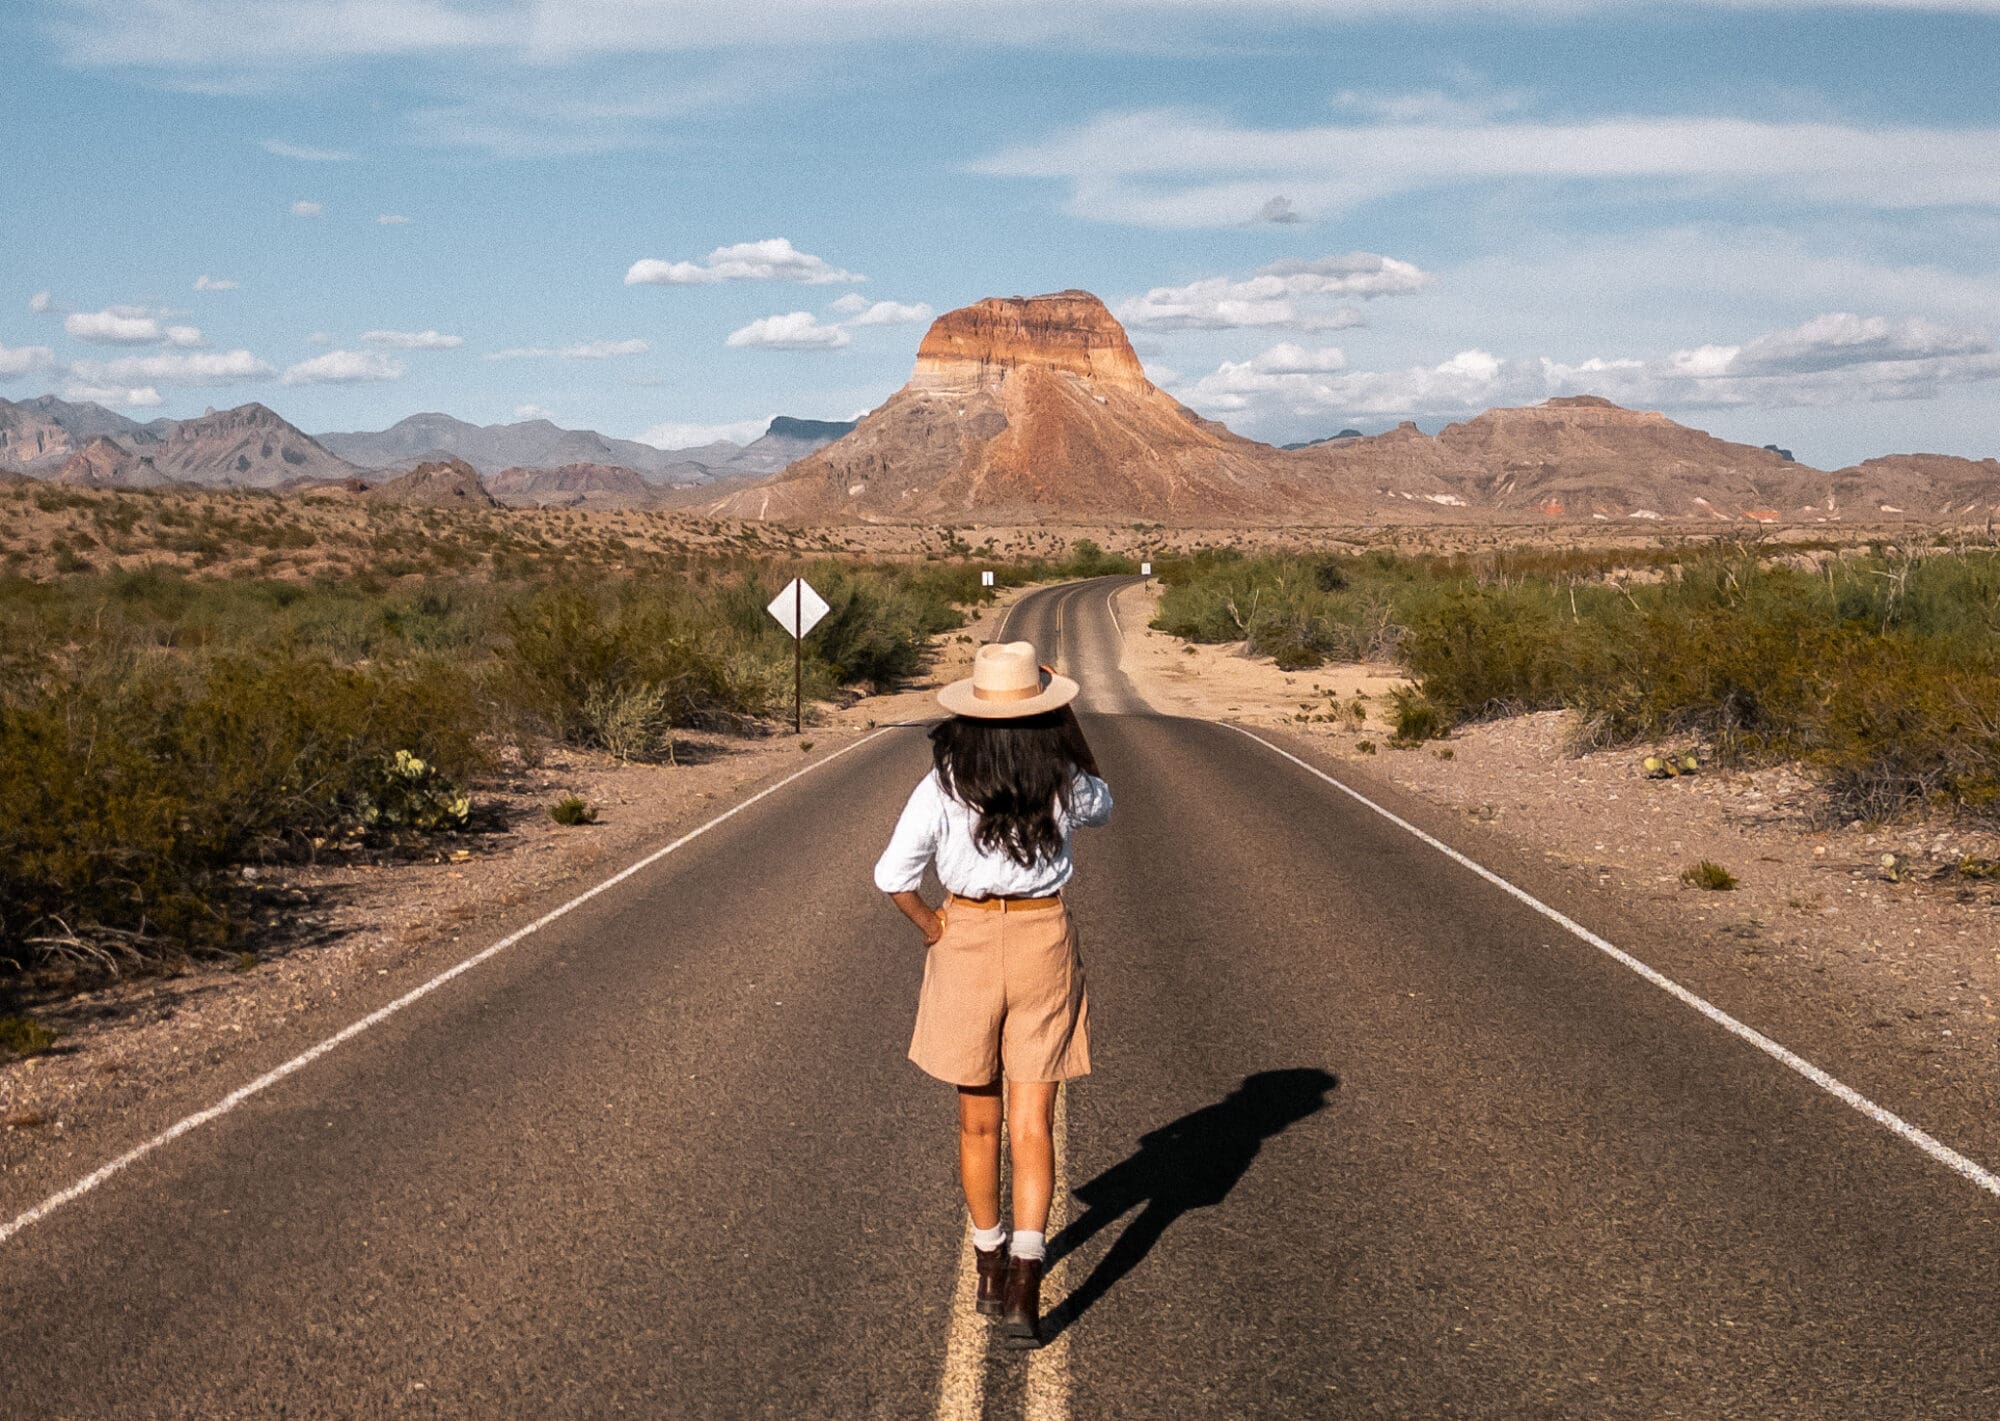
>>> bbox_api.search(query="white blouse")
[873,769,1114,898]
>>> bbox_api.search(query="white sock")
[971,1221,1008,1252]
[1009,1230,1046,1262]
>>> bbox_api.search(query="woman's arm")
[888,890,944,946]
[875,774,946,944]
[1070,771,1114,828]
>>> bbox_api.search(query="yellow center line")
[932,1224,989,1421]
[1024,1082,1074,1421]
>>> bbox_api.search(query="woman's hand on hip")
[889,889,945,947]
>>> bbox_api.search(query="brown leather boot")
[999,1254,1044,1348]
[974,1242,1009,1318]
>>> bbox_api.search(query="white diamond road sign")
[767,578,829,639]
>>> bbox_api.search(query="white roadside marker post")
[767,576,830,735]
[1140,560,1152,580]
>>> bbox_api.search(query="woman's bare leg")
[1006,1080,1060,1234]
[957,1082,1004,1230]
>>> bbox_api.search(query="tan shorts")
[909,897,1092,1087]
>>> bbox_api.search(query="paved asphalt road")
[5,577,2000,1418]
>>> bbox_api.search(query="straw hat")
[937,640,1079,719]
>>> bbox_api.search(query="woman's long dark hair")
[930,706,1100,869]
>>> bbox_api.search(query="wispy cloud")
[69,349,273,386]
[282,349,406,384]
[724,312,852,350]
[361,328,464,349]
[290,199,323,217]
[262,137,356,161]
[829,296,934,326]
[377,213,412,225]
[65,308,203,346]
[628,238,862,286]
[1117,253,1424,331]
[28,291,59,314]
[0,343,58,378]
[978,108,2000,226]
[50,2,2000,71]
[485,338,650,360]
[61,382,163,408]
[1173,312,2000,429]
[193,274,239,291]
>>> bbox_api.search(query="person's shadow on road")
[1042,1067,1338,1339]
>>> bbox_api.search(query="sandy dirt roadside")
[0,585,1029,1183]
[1114,578,2000,1146]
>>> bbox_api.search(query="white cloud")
[306,331,333,346]
[626,238,862,286]
[53,2,2000,71]
[1118,253,1423,331]
[977,108,2000,227]
[1176,313,2000,430]
[513,403,555,421]
[263,138,356,161]
[361,328,464,349]
[29,291,55,313]
[838,299,934,326]
[377,213,412,225]
[0,343,57,378]
[638,416,772,449]
[193,274,239,291]
[486,338,650,360]
[70,350,274,386]
[1243,343,1349,374]
[61,383,163,408]
[724,312,852,350]
[1725,313,1991,375]
[282,350,406,385]
[64,309,204,346]
[290,199,323,216]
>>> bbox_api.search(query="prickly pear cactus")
[355,749,472,834]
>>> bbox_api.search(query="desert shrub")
[0,647,487,976]
[581,681,676,761]
[1681,861,1739,891]
[549,796,597,826]
[1152,543,2000,823]
[1388,687,1450,742]
[0,1015,57,1059]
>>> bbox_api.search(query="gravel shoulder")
[1115,578,2000,1153]
[0,587,1025,1190]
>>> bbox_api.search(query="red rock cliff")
[911,290,1150,394]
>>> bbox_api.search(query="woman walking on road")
[874,640,1113,1350]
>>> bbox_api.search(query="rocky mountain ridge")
[0,398,854,496]
[706,292,2000,526]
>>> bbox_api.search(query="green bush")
[550,796,597,826]
[1681,860,1739,891]
[1388,687,1450,743]
[0,1015,57,1059]
[1152,544,2000,824]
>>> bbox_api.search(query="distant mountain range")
[704,290,2000,526]
[0,396,856,498]
[7,323,1998,524]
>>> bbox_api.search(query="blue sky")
[4,1,2000,466]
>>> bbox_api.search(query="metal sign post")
[1140,560,1152,579]
[766,577,830,735]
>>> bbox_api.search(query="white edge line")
[0,726,901,1249]
[1224,723,2000,1203]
